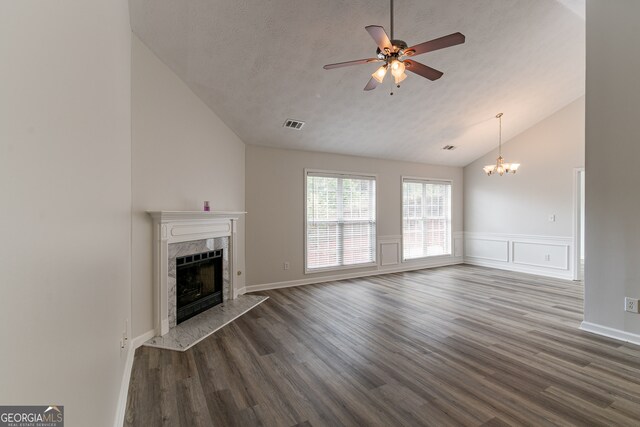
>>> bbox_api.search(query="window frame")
[304,168,378,274]
[400,176,453,262]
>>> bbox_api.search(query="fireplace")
[176,249,223,324]
[148,211,242,336]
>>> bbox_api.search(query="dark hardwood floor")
[125,265,640,426]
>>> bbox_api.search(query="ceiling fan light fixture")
[394,72,407,85]
[322,0,466,92]
[391,59,405,78]
[372,64,388,83]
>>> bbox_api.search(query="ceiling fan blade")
[363,76,379,91]
[405,32,466,56]
[365,25,392,51]
[404,60,444,81]
[323,58,381,70]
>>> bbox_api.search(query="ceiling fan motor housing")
[376,39,408,61]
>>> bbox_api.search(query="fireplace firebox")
[176,249,223,324]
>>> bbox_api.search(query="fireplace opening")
[176,249,223,324]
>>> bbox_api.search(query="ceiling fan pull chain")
[390,72,393,95]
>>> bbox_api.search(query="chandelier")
[483,113,520,176]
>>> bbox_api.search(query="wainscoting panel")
[453,232,464,257]
[512,241,569,270]
[465,237,509,263]
[378,235,402,266]
[379,237,401,266]
[464,232,574,280]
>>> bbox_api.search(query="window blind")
[402,178,452,259]
[306,171,376,271]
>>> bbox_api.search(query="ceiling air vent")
[442,145,456,151]
[283,119,305,130]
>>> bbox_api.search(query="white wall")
[583,0,640,342]
[131,36,246,338]
[245,146,464,289]
[0,1,132,426]
[463,97,585,279]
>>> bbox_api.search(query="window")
[402,178,452,260]
[305,171,376,271]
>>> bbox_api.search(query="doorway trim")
[572,167,585,280]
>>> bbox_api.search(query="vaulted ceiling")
[129,0,584,166]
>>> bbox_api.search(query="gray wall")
[464,97,585,236]
[131,36,246,338]
[584,0,640,337]
[0,0,132,425]
[245,146,463,287]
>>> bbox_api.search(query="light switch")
[548,214,556,222]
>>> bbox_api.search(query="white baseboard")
[114,348,134,427]
[113,329,155,427]
[131,329,156,348]
[464,258,574,280]
[245,257,463,293]
[580,321,640,346]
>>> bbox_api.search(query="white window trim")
[304,168,378,274]
[400,176,453,262]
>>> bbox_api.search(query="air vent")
[283,119,305,130]
[442,145,456,151]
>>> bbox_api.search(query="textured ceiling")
[129,0,585,166]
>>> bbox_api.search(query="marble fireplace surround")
[148,211,245,337]
[167,237,229,328]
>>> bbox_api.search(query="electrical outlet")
[283,262,290,270]
[120,319,129,351]
[544,254,551,262]
[548,214,556,222]
[625,297,639,313]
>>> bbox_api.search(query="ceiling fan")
[323,0,466,94]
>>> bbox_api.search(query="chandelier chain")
[497,112,503,157]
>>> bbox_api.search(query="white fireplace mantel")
[148,210,246,336]
[148,210,247,222]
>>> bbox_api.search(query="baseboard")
[464,258,574,280]
[245,257,463,293]
[132,329,156,348]
[113,329,155,427]
[580,321,640,346]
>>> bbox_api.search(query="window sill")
[305,261,378,275]
[402,253,453,263]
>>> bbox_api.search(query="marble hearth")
[144,294,268,351]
